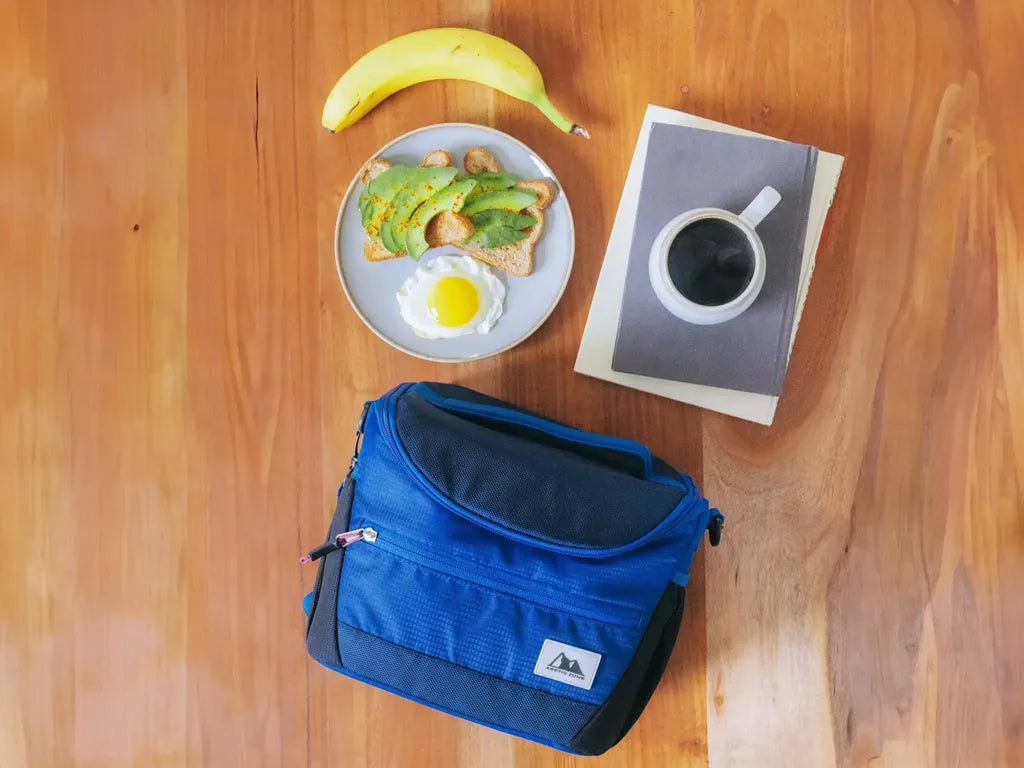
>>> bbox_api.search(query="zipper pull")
[300,527,377,564]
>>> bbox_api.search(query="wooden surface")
[2,1,1021,766]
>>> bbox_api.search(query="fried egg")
[396,255,506,339]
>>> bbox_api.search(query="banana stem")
[534,92,588,138]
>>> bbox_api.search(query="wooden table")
[3,2,1022,766]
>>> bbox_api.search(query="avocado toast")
[357,147,555,276]
[359,154,473,262]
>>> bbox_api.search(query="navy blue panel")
[394,393,685,549]
[422,383,686,483]
[337,622,598,747]
[420,382,550,415]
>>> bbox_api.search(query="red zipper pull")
[300,527,377,564]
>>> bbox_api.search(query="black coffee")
[666,219,755,306]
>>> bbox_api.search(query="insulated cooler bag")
[302,382,723,755]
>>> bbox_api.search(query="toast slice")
[457,205,544,278]
[364,209,471,261]
[456,148,554,277]
[360,150,465,261]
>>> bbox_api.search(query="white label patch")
[532,639,602,690]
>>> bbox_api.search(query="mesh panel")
[424,383,685,484]
[394,393,684,549]
[338,622,597,747]
[448,411,648,478]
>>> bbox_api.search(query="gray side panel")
[305,478,356,667]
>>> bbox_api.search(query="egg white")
[396,255,506,339]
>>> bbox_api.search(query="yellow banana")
[322,28,588,137]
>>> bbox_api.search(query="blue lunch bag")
[302,382,723,755]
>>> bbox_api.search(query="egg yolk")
[427,276,480,328]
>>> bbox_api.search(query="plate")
[335,123,575,362]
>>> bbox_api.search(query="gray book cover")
[611,123,817,396]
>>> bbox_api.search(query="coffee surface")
[666,218,754,306]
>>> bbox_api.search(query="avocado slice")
[463,172,518,198]
[469,209,537,232]
[460,188,538,218]
[380,167,459,253]
[462,226,530,249]
[360,192,375,228]
[365,166,426,237]
[360,165,408,229]
[404,178,478,260]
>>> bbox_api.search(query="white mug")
[648,186,781,325]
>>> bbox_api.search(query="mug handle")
[738,186,782,229]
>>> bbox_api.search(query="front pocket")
[336,529,645,706]
[369,527,641,627]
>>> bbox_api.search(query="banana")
[322,28,588,138]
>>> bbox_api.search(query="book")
[575,105,844,425]
[611,123,818,395]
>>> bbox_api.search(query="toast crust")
[514,179,554,210]
[464,147,502,174]
[419,150,453,168]
[359,157,392,184]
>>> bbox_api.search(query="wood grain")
[2,0,1021,766]
[699,2,1024,768]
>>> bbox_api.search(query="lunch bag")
[302,382,723,755]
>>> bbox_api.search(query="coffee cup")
[648,186,781,325]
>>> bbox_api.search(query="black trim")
[336,622,598,747]
[707,510,724,546]
[305,479,357,667]
[569,585,685,756]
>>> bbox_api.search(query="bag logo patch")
[533,639,601,690]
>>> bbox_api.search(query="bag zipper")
[378,384,702,559]
[354,525,641,628]
[301,401,375,565]
[300,527,378,564]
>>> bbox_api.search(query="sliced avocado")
[463,172,518,198]
[360,193,376,228]
[460,188,538,218]
[404,178,478,260]
[462,226,529,249]
[365,166,420,237]
[469,209,537,232]
[380,167,459,253]
[360,165,408,229]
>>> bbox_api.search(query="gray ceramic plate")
[335,123,575,362]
